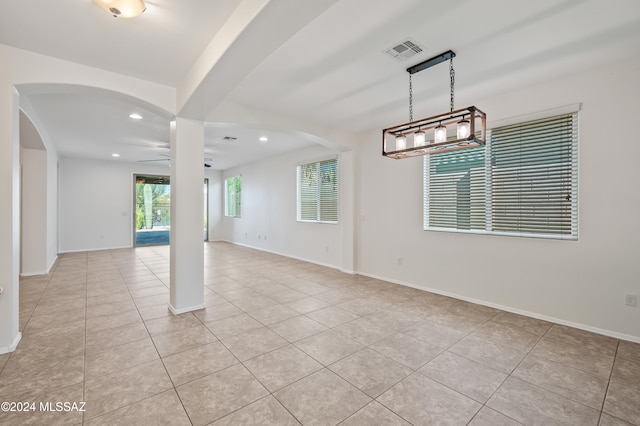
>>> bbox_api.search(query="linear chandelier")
[383,50,486,158]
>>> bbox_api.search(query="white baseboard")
[20,255,58,277]
[59,240,636,343]
[59,245,131,254]
[20,270,49,277]
[356,270,640,344]
[0,332,22,354]
[169,303,205,315]
[215,240,639,343]
[47,255,58,273]
[222,240,341,271]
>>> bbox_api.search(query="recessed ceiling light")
[129,113,143,120]
[112,153,120,157]
[259,136,269,142]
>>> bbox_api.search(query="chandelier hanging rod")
[406,50,456,75]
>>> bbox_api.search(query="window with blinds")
[297,158,338,223]
[424,112,578,239]
[225,176,241,218]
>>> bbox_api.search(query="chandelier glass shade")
[414,129,426,147]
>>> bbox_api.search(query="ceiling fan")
[138,153,213,168]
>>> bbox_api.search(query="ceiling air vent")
[384,39,424,62]
[222,136,237,141]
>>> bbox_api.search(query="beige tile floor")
[1,242,639,425]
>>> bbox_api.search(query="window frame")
[224,175,242,218]
[296,157,339,224]
[424,110,578,240]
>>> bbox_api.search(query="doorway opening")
[135,174,170,246]
[204,178,209,242]
[134,175,209,246]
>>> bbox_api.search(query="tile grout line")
[597,339,620,425]
[524,325,616,415]
[81,253,89,425]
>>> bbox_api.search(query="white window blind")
[424,112,578,239]
[425,147,486,231]
[297,158,338,223]
[490,114,577,236]
[225,176,241,217]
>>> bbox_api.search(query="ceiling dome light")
[259,136,269,142]
[94,0,146,18]
[112,153,120,157]
[129,113,143,120]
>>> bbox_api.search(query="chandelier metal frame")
[382,50,486,158]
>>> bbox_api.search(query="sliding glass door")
[134,175,171,246]
[134,175,209,246]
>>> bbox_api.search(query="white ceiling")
[223,0,640,135]
[0,0,240,86]
[3,0,640,170]
[17,83,313,170]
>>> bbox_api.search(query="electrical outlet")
[624,294,637,307]
[0,287,4,296]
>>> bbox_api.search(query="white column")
[0,87,22,353]
[169,117,205,314]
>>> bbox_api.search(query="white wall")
[59,157,222,253]
[20,148,47,275]
[0,85,21,353]
[60,158,146,252]
[20,99,60,273]
[59,144,349,270]
[222,145,344,269]
[355,57,640,341]
[46,145,58,269]
[19,108,60,276]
